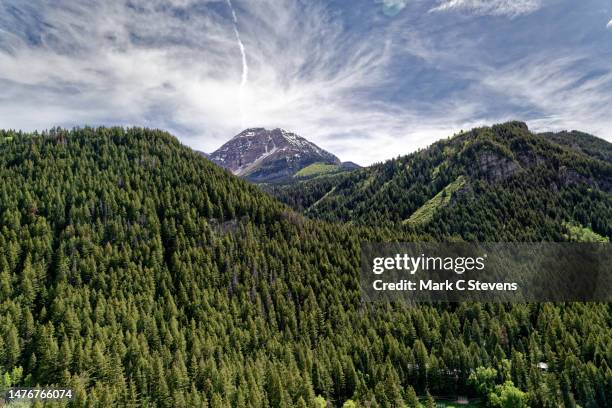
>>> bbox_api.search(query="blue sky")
[0,0,611,164]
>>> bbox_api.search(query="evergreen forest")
[0,123,610,407]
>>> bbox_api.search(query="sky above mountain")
[1,0,611,165]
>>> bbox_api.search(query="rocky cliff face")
[209,128,341,183]
[476,151,521,182]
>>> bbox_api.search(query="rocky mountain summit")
[209,128,343,183]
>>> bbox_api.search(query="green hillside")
[0,127,609,407]
[540,130,612,163]
[403,176,466,227]
[294,162,343,178]
[272,122,612,241]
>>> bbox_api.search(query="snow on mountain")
[209,128,341,183]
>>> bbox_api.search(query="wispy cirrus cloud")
[377,0,409,16]
[0,0,500,164]
[0,0,610,165]
[478,54,612,136]
[430,0,542,17]
[0,0,405,163]
[225,0,249,128]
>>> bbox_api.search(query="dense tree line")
[538,130,612,164]
[272,122,612,242]
[0,126,610,407]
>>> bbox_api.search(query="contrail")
[226,0,248,127]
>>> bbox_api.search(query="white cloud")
[0,0,499,165]
[430,0,542,17]
[0,0,406,164]
[225,0,249,128]
[378,0,409,16]
[0,0,609,165]
[607,19,612,28]
[479,55,612,137]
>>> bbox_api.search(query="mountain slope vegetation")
[0,126,609,407]
[272,122,612,241]
[540,130,612,163]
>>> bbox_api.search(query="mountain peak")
[209,128,341,182]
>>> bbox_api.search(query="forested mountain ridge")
[539,129,612,164]
[0,127,610,407]
[270,121,612,241]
